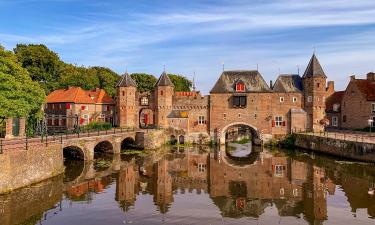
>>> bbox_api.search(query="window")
[198,163,206,172]
[372,117,375,127]
[317,83,320,88]
[160,90,163,96]
[279,97,284,103]
[332,116,338,127]
[254,113,257,119]
[235,81,245,92]
[122,91,125,96]
[275,116,283,127]
[333,104,340,112]
[308,96,312,102]
[198,116,205,125]
[83,114,89,125]
[343,115,347,123]
[293,97,297,103]
[238,113,241,118]
[223,113,227,120]
[141,97,149,106]
[372,103,375,113]
[233,96,247,108]
[81,105,88,110]
[66,103,71,109]
[274,165,284,177]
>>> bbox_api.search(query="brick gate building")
[116,54,330,144]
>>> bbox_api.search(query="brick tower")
[154,71,174,128]
[302,54,327,132]
[116,72,137,128]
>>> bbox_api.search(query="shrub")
[81,121,112,131]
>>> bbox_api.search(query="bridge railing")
[0,127,136,153]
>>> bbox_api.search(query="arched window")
[235,81,245,92]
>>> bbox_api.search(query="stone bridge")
[62,129,167,161]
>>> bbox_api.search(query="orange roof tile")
[47,87,115,104]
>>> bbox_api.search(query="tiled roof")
[156,72,174,86]
[116,72,136,87]
[210,70,271,93]
[302,54,327,78]
[325,91,344,113]
[353,79,375,101]
[272,74,303,92]
[47,87,115,104]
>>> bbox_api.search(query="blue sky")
[1,0,375,93]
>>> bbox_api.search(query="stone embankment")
[295,133,375,162]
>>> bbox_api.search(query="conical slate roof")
[303,54,327,78]
[155,71,174,86]
[116,72,137,87]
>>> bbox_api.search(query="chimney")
[367,72,375,81]
[270,80,273,89]
[326,81,335,96]
[350,75,356,81]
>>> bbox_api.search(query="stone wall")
[136,130,167,149]
[295,134,375,162]
[0,144,64,194]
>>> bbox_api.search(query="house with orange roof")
[45,86,115,131]
[326,72,375,129]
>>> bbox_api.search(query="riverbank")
[294,133,375,163]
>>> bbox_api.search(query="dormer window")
[235,81,245,92]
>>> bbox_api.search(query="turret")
[116,72,137,128]
[154,71,174,128]
[302,54,327,132]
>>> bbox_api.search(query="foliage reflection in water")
[1,145,375,225]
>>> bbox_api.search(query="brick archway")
[219,122,262,145]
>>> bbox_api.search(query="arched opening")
[94,141,114,154]
[63,146,85,182]
[139,108,154,129]
[121,137,138,150]
[220,123,260,145]
[179,135,185,145]
[170,135,177,145]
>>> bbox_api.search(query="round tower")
[302,54,327,132]
[154,71,174,128]
[116,72,137,128]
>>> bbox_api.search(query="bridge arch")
[219,122,261,145]
[94,140,114,154]
[63,145,85,160]
[121,137,136,150]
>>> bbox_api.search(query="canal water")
[1,145,375,225]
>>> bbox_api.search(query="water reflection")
[1,146,375,225]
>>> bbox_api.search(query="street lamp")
[368,119,374,133]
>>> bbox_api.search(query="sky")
[1,0,375,93]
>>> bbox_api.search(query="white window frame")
[308,96,312,102]
[333,104,340,112]
[198,163,206,172]
[83,114,89,125]
[275,116,283,127]
[293,97,297,103]
[141,97,149,106]
[279,97,284,103]
[198,115,205,125]
[332,116,338,127]
[275,165,284,177]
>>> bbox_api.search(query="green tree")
[0,45,45,134]
[14,44,63,93]
[130,73,157,92]
[168,74,192,92]
[58,64,100,90]
[92,66,120,97]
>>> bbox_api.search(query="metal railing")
[0,127,137,153]
[293,128,375,144]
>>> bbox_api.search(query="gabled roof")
[352,79,375,101]
[116,72,137,87]
[326,91,344,113]
[47,87,115,104]
[272,74,303,92]
[155,72,174,86]
[210,70,271,93]
[302,54,327,78]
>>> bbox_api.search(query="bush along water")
[81,121,112,132]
